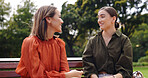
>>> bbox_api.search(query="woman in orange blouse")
[15,5,83,78]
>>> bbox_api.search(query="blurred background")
[0,0,148,63]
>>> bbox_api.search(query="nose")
[98,18,100,24]
[61,19,64,24]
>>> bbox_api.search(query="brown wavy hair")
[30,5,57,41]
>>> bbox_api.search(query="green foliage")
[131,23,148,62]
[138,56,148,62]
[146,50,148,56]
[133,62,148,67]
[61,2,90,56]
[114,0,147,38]
[0,0,11,28]
[0,0,36,57]
[73,46,83,56]
[0,0,11,57]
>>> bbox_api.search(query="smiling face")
[49,9,63,32]
[98,10,115,30]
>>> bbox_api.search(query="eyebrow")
[98,14,105,16]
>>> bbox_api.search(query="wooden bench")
[0,57,83,78]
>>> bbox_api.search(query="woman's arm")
[115,36,133,78]
[82,37,98,78]
[58,38,69,73]
[18,38,69,78]
[57,38,83,78]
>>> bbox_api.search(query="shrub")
[133,62,148,67]
[138,56,148,62]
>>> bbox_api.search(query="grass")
[133,66,148,78]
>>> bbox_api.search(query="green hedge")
[133,62,148,67]
[138,56,148,62]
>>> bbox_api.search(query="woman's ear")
[112,16,116,23]
[45,17,51,23]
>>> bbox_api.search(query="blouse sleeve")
[115,37,133,78]
[82,37,98,78]
[56,38,69,73]
[16,37,68,78]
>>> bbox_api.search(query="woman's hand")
[113,73,123,78]
[65,70,83,78]
[102,76,114,78]
[102,73,123,78]
[91,74,98,78]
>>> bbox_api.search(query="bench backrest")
[0,58,144,78]
[0,57,83,78]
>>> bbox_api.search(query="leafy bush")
[133,62,148,67]
[138,56,148,62]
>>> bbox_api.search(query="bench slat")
[0,62,18,69]
[0,71,20,77]
[68,61,82,68]
[0,58,84,78]
[0,61,83,69]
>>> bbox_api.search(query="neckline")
[33,36,55,44]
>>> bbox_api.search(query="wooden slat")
[68,61,83,68]
[0,61,83,69]
[0,71,20,77]
[0,62,18,69]
[0,57,82,62]
[0,58,84,78]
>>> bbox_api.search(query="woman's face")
[98,10,114,30]
[49,9,63,32]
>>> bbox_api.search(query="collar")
[114,30,122,37]
[98,30,122,37]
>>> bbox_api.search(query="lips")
[99,24,103,26]
[99,22,104,26]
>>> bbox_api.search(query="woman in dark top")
[82,6,133,78]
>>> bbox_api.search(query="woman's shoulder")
[89,35,99,42]
[120,33,132,46]
[55,38,65,46]
[120,33,130,41]
[23,36,40,45]
[24,36,38,41]
[89,31,102,41]
[86,35,99,45]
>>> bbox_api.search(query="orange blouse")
[15,36,69,78]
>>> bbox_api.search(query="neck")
[46,27,55,40]
[47,32,54,40]
[103,26,116,37]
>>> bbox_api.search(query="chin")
[58,30,62,33]
[57,29,62,32]
[100,27,104,30]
